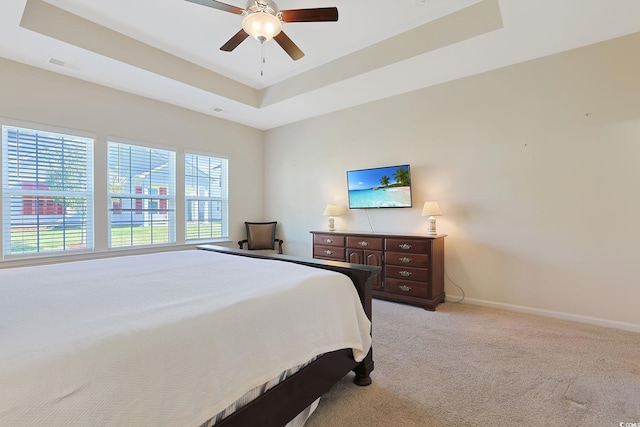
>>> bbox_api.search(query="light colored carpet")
[306,299,640,426]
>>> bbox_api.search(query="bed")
[0,245,379,426]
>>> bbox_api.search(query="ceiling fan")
[185,0,338,61]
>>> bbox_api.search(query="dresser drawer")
[385,238,430,254]
[385,265,429,282]
[385,251,429,268]
[313,234,345,247]
[313,245,345,260]
[384,278,428,298]
[346,236,383,251]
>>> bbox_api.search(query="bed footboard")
[197,244,380,426]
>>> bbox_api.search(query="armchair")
[238,221,283,254]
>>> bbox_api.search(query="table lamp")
[421,201,442,235]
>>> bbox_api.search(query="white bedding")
[0,250,372,426]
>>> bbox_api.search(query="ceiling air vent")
[49,58,81,70]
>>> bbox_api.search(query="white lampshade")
[242,12,282,42]
[323,204,340,217]
[421,201,442,217]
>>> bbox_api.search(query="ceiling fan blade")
[280,7,338,23]
[220,29,249,52]
[184,0,245,15]
[273,31,305,61]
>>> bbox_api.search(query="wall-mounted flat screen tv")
[347,164,412,209]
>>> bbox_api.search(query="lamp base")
[426,216,437,235]
[328,216,335,231]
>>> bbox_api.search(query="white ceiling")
[1,0,639,130]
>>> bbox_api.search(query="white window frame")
[107,140,176,249]
[1,121,95,259]
[184,151,229,242]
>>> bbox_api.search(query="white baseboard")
[445,295,640,334]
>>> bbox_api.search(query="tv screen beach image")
[347,165,412,208]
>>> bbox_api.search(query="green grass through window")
[10,222,223,254]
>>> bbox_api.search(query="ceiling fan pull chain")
[260,40,265,76]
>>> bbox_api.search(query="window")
[108,141,175,248]
[2,125,94,257]
[185,153,228,241]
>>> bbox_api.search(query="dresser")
[311,231,446,310]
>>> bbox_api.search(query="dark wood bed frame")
[197,245,380,427]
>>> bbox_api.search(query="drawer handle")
[358,241,369,247]
[323,250,333,255]
[399,257,412,263]
[399,270,411,277]
[324,238,333,244]
[398,243,412,250]
[399,285,411,292]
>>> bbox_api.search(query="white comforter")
[0,250,372,426]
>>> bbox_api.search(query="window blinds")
[185,153,229,241]
[1,125,94,257]
[107,141,176,248]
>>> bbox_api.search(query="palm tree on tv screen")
[394,167,410,186]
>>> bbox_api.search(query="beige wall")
[2,31,638,331]
[0,57,263,263]
[264,33,640,331]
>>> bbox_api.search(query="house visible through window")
[1,125,94,257]
[185,153,228,241]
[108,141,176,248]
[2,126,225,258]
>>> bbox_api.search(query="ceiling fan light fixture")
[242,12,282,42]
